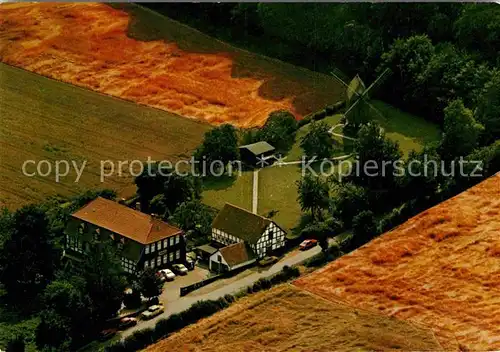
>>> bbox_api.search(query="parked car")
[258,256,279,266]
[141,304,164,320]
[185,257,195,270]
[299,239,318,251]
[118,317,137,330]
[172,263,188,275]
[159,268,176,281]
[98,328,117,341]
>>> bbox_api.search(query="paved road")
[252,169,259,214]
[122,242,329,338]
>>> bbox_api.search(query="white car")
[141,304,164,320]
[159,268,176,281]
[172,263,188,275]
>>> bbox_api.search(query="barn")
[238,141,276,167]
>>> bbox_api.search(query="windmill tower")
[332,68,391,130]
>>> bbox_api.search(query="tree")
[440,99,484,160]
[257,110,298,152]
[36,279,91,350]
[330,182,369,226]
[136,267,163,301]
[193,124,239,175]
[296,174,330,220]
[6,335,25,352]
[475,72,500,145]
[453,4,500,63]
[300,121,336,159]
[352,122,402,190]
[352,210,377,246]
[162,173,202,215]
[135,163,202,215]
[170,200,215,237]
[80,241,127,325]
[0,205,58,303]
[398,145,441,206]
[36,309,72,351]
[378,35,434,112]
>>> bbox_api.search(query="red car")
[299,239,318,251]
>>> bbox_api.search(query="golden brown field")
[145,285,443,352]
[294,175,500,350]
[0,3,344,127]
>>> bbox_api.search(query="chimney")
[135,201,141,212]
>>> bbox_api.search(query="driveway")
[159,266,210,302]
[121,241,330,338]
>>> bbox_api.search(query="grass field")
[145,285,443,351]
[202,173,253,212]
[0,63,210,209]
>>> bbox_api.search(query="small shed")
[209,242,256,272]
[238,141,276,167]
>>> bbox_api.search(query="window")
[151,243,156,253]
[169,252,174,262]
[151,260,155,268]
[156,256,161,266]
[175,235,180,245]
[175,249,180,259]
[218,255,222,262]
[163,239,168,248]
[169,237,174,246]
[163,255,168,264]
[144,261,149,268]
[269,232,274,240]
[145,245,150,254]
[117,242,123,250]
[78,223,85,235]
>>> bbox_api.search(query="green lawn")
[0,301,39,352]
[202,173,253,212]
[370,100,441,156]
[258,165,303,233]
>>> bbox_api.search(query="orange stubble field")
[0,3,343,127]
[294,175,500,350]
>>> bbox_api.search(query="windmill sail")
[347,74,366,102]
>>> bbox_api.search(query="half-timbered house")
[210,203,286,265]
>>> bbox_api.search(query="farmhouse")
[64,197,186,274]
[211,203,286,267]
[238,141,276,167]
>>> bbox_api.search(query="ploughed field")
[145,285,443,351]
[0,3,345,127]
[294,175,500,350]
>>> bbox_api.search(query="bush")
[123,291,141,309]
[123,328,155,351]
[325,101,345,115]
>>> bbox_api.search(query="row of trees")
[296,118,500,252]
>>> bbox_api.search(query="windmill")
[331,68,391,129]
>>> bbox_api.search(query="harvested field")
[145,285,442,352]
[0,3,345,127]
[294,175,500,350]
[0,63,210,209]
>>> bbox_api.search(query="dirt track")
[294,175,500,350]
[0,3,343,127]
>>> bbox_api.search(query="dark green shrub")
[123,291,142,309]
[123,328,155,351]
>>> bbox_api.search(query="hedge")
[105,265,300,352]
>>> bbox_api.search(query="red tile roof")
[72,197,182,244]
